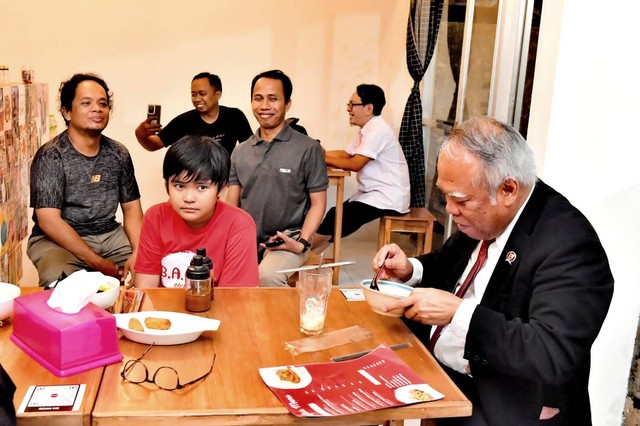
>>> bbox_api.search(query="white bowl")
[88,276,120,309]
[0,282,21,320]
[360,279,413,317]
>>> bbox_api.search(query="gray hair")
[439,117,537,203]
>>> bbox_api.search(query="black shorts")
[316,200,402,242]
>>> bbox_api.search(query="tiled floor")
[332,237,379,287]
[331,230,427,287]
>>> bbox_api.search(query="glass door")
[421,0,541,241]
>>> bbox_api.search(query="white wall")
[4,0,412,210]
[4,0,413,283]
[528,1,640,424]
[4,1,639,424]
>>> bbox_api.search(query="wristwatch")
[297,236,311,253]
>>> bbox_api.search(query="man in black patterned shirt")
[27,73,143,286]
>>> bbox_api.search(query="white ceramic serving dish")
[114,311,220,345]
[360,279,413,317]
[0,282,21,320]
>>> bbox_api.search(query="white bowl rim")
[360,279,413,297]
[0,282,21,298]
[96,276,120,290]
[0,283,20,320]
[89,277,121,309]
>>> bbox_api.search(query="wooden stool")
[377,208,437,256]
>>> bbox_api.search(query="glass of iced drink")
[297,268,333,335]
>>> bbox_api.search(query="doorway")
[421,0,543,240]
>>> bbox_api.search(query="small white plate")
[114,311,220,345]
[259,366,312,389]
[394,383,444,404]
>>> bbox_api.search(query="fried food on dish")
[128,318,144,332]
[144,317,172,330]
[408,388,433,402]
[276,367,301,384]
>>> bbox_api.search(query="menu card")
[113,288,144,314]
[259,345,443,417]
[18,384,85,413]
[339,288,365,301]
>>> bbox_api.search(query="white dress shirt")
[406,188,534,374]
[344,116,410,213]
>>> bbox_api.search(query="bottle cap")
[186,255,210,280]
[192,247,213,270]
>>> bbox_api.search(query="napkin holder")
[10,290,122,377]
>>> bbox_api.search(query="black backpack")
[286,117,308,136]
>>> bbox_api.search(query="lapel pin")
[505,251,517,265]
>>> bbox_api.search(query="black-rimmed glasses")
[346,102,364,109]
[120,342,216,391]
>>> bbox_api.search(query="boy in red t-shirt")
[135,135,259,287]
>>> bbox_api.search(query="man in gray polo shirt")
[228,70,327,287]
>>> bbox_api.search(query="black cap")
[186,255,210,280]
[193,247,213,270]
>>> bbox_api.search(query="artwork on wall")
[0,88,4,132]
[0,82,48,283]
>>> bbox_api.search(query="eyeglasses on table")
[120,342,216,391]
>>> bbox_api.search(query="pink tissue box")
[10,290,122,377]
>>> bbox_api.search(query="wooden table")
[326,168,351,284]
[0,287,104,426]
[92,288,471,425]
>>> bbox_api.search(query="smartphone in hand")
[265,238,285,248]
[147,104,161,126]
[264,228,301,247]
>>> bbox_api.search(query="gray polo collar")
[251,123,293,146]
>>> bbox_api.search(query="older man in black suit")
[375,117,613,425]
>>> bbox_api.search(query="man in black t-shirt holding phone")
[135,72,252,155]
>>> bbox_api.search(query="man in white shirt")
[312,84,410,253]
[373,117,613,425]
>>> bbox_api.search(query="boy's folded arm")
[134,273,161,288]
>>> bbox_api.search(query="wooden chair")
[377,208,437,256]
